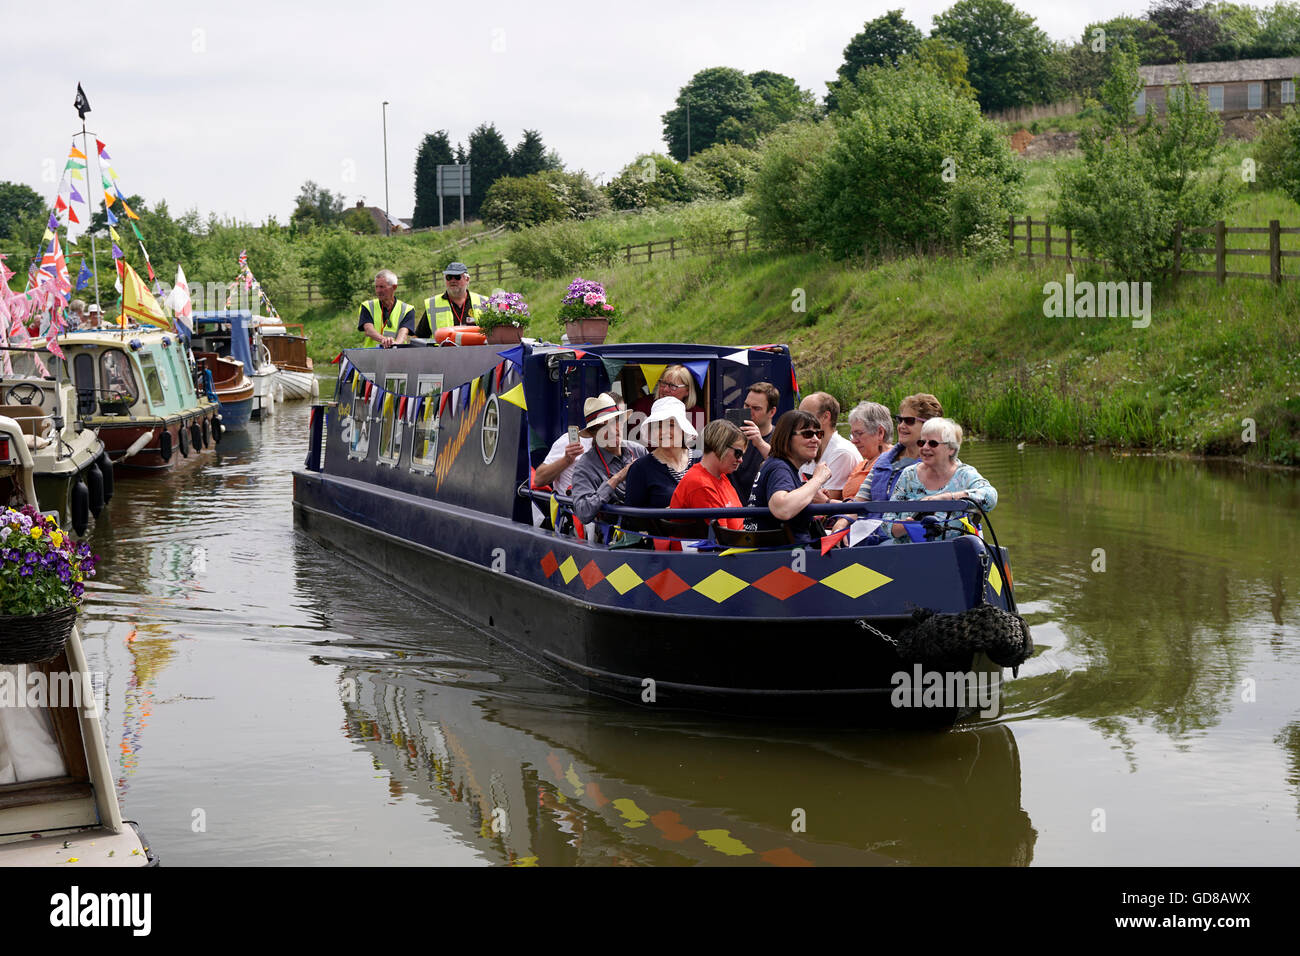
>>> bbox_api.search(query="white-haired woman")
[884,417,996,542]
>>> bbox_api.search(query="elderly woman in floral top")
[883,417,997,542]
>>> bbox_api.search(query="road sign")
[436,164,471,197]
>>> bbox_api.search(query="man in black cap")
[416,262,487,338]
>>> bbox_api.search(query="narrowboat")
[293,342,1030,722]
[256,320,318,400]
[40,327,223,472]
[0,349,113,536]
[192,310,280,420]
[0,415,155,866]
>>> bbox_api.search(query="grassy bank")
[303,247,1300,466]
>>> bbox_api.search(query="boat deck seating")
[0,405,51,438]
[194,351,242,387]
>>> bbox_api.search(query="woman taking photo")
[744,409,831,544]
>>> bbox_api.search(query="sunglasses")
[795,428,822,440]
[895,415,928,426]
[726,445,746,457]
[445,275,466,281]
[917,439,945,448]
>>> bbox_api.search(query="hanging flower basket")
[0,506,97,664]
[0,604,77,665]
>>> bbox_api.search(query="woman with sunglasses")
[883,417,997,542]
[743,410,831,544]
[670,419,747,531]
[633,365,703,424]
[863,393,943,502]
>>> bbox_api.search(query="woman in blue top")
[625,397,697,510]
[864,393,943,501]
[745,409,832,544]
[883,417,996,542]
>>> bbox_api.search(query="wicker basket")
[0,604,78,665]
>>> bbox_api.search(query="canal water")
[78,401,1300,865]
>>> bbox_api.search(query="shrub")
[684,143,759,198]
[605,153,710,209]
[804,66,1022,258]
[744,121,835,248]
[505,220,622,278]
[308,231,372,306]
[541,169,610,220]
[481,174,568,229]
[1255,106,1300,204]
[678,201,748,253]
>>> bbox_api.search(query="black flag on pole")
[74,83,91,119]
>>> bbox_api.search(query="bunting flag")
[494,361,504,392]
[104,189,115,207]
[682,360,709,389]
[169,264,193,335]
[722,349,750,365]
[849,519,882,547]
[106,207,118,225]
[640,364,666,390]
[122,201,139,220]
[718,547,756,556]
[600,357,625,385]
[46,213,58,231]
[55,196,68,212]
[549,494,560,529]
[496,345,524,368]
[470,376,480,406]
[96,139,108,157]
[120,260,173,331]
[499,381,527,410]
[111,243,122,258]
[819,527,850,555]
[130,221,143,241]
[790,366,800,399]
[109,225,120,242]
[69,145,86,161]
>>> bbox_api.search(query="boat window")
[481,396,500,465]
[163,344,191,403]
[344,388,371,460]
[73,353,97,416]
[99,350,141,409]
[411,374,443,472]
[137,353,167,407]
[378,374,407,466]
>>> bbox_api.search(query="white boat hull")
[278,369,317,401]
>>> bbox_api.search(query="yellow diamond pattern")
[820,563,893,599]
[558,556,580,584]
[988,563,1003,595]
[693,569,748,604]
[605,563,644,595]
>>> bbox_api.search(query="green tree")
[684,143,759,198]
[1056,51,1237,280]
[412,130,454,228]
[826,10,924,110]
[291,180,345,228]
[310,231,372,306]
[605,153,706,209]
[343,206,380,234]
[932,0,1057,112]
[1059,18,1181,101]
[1206,2,1265,58]
[803,65,1023,257]
[480,173,568,229]
[510,129,549,178]
[910,37,977,100]
[661,67,759,160]
[1147,0,1223,61]
[0,181,44,240]
[725,71,820,145]
[744,121,837,248]
[1257,1,1300,57]
[467,123,512,218]
[1256,105,1300,202]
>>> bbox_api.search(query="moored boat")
[257,320,318,400]
[41,327,223,472]
[192,310,280,420]
[0,415,155,866]
[194,352,255,430]
[293,342,1031,723]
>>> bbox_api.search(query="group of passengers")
[535,368,996,547]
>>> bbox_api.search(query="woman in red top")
[670,420,746,530]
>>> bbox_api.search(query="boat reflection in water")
[302,559,1037,865]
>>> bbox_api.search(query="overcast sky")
[3,0,1145,225]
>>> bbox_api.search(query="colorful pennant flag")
[499,382,526,410]
[120,260,172,331]
[819,527,850,555]
[75,261,91,291]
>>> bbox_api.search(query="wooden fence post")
[625,244,632,264]
[1045,221,1052,260]
[744,226,750,253]
[1025,216,1033,261]
[1215,220,1226,285]
[497,260,503,282]
[1270,220,1281,285]
[669,237,675,260]
[647,240,654,264]
[1065,225,1073,269]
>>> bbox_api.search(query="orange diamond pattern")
[580,560,605,590]
[751,566,817,601]
[644,569,690,602]
[540,551,559,578]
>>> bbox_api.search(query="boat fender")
[863,604,1033,674]
[159,429,173,463]
[178,423,190,458]
[70,480,90,537]
[86,460,104,517]
[96,450,114,503]
[212,416,224,444]
[201,419,210,448]
[191,422,203,452]
[122,430,154,460]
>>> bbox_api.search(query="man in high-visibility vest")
[415,262,487,338]
[356,269,416,348]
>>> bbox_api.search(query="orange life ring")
[433,325,486,347]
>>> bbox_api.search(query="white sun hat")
[641,396,697,444]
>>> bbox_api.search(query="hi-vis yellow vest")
[424,291,486,331]
[359,298,414,347]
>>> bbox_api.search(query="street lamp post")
[382,100,391,236]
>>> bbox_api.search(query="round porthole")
[481,395,500,464]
